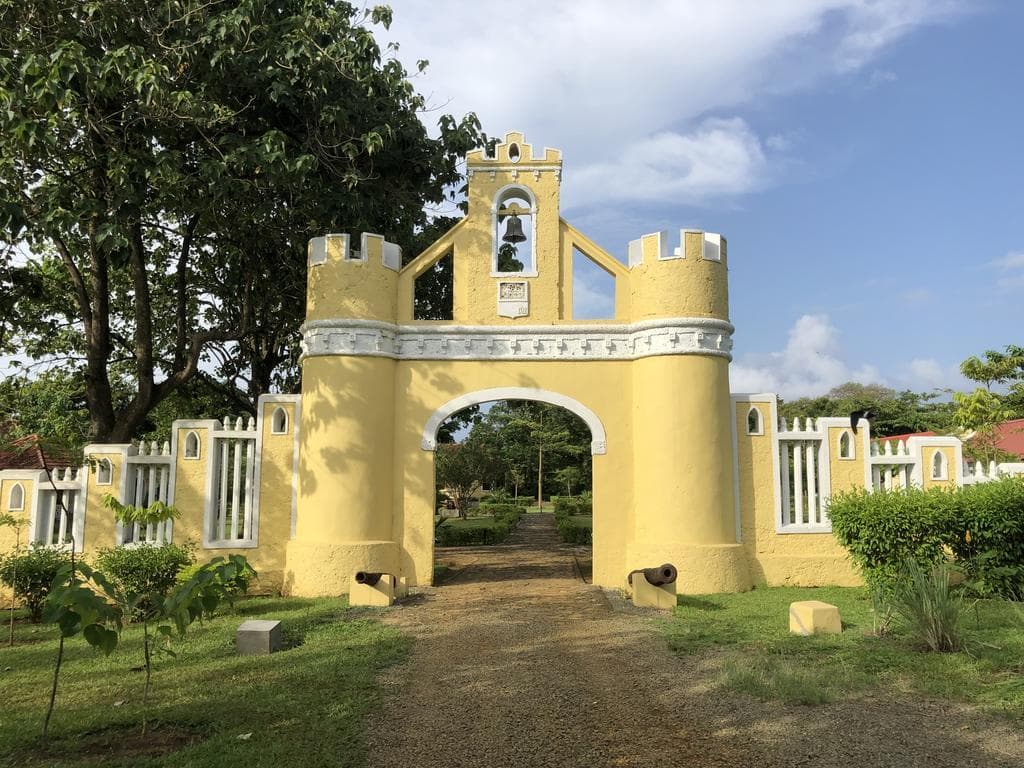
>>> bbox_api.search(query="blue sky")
[389,1,1023,398]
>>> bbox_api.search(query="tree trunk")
[537,445,543,511]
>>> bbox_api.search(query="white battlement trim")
[300,317,734,362]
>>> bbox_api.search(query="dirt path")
[365,514,1024,767]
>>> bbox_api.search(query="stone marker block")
[789,600,842,636]
[236,619,283,655]
[350,573,396,607]
[631,577,677,610]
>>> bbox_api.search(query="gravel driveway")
[365,514,1024,767]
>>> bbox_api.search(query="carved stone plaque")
[497,280,529,318]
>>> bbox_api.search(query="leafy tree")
[435,443,486,519]
[0,0,481,441]
[0,511,29,644]
[779,382,956,437]
[959,346,1024,391]
[953,388,1016,466]
[555,466,583,497]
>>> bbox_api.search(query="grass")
[662,586,1024,717]
[0,597,408,767]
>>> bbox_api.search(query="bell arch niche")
[492,184,537,277]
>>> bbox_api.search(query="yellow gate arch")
[286,133,752,597]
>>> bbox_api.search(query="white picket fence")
[34,467,85,550]
[777,418,830,531]
[868,439,915,491]
[209,416,258,547]
[119,441,173,546]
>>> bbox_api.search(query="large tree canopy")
[0,0,480,441]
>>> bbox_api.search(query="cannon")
[354,571,382,587]
[627,563,678,587]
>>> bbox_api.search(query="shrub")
[476,503,526,524]
[553,496,592,517]
[557,516,592,545]
[829,479,1024,601]
[948,477,1024,600]
[436,520,511,546]
[890,559,968,652]
[0,545,71,622]
[177,558,256,597]
[94,543,195,614]
[828,487,958,595]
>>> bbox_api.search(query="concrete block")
[236,619,283,655]
[789,600,842,636]
[631,577,677,610]
[350,573,396,607]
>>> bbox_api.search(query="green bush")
[553,496,592,517]
[0,545,72,622]
[949,478,1024,600]
[436,520,511,546]
[829,479,1024,600]
[94,543,195,613]
[557,515,592,545]
[176,558,256,597]
[828,487,958,595]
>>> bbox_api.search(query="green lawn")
[0,597,407,767]
[662,586,1024,717]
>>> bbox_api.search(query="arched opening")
[271,406,289,435]
[492,185,537,275]
[423,389,605,584]
[838,430,854,459]
[8,482,24,511]
[96,458,112,485]
[184,431,201,459]
[931,449,947,480]
[746,406,762,436]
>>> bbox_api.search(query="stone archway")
[420,387,609,580]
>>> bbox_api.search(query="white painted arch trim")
[421,388,607,455]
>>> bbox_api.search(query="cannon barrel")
[354,571,382,587]
[628,563,678,587]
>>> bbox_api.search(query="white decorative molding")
[422,388,607,456]
[301,317,735,362]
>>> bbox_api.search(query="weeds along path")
[364,513,1024,768]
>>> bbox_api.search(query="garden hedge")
[557,515,592,545]
[829,477,1024,599]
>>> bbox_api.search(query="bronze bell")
[502,213,527,244]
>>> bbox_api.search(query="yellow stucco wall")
[922,445,958,489]
[0,476,35,603]
[734,403,860,587]
[828,426,864,493]
[82,448,127,552]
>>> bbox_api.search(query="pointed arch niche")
[8,482,24,511]
[838,430,854,460]
[746,406,763,436]
[931,449,948,480]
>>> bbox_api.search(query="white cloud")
[562,118,769,208]
[989,250,1024,290]
[388,1,968,206]
[730,314,884,398]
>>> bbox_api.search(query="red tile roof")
[985,418,1024,459]
[0,435,79,471]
